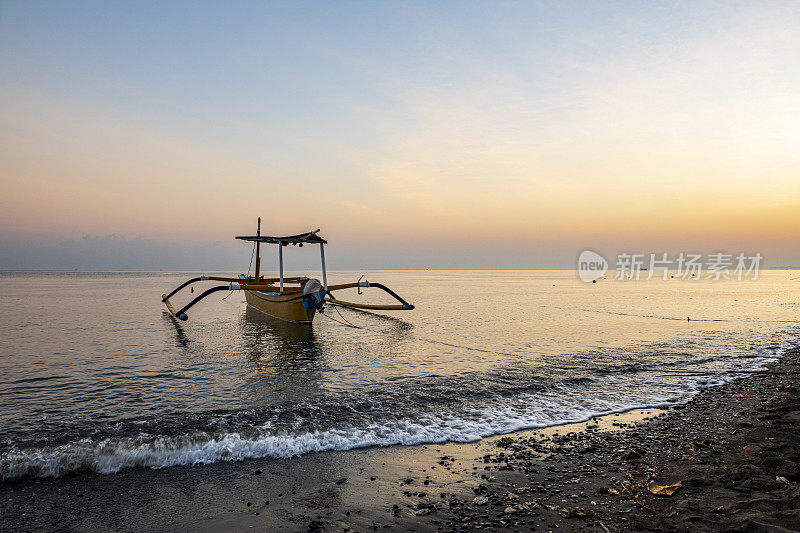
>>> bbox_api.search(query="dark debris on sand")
[420,347,800,532]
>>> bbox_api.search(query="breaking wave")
[0,356,776,481]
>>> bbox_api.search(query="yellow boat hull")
[244,290,315,323]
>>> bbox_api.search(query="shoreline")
[1,347,798,532]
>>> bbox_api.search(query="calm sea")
[0,270,797,480]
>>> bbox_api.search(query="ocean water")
[0,270,797,480]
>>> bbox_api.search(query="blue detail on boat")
[248,290,304,303]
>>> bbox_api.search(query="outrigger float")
[161,218,414,323]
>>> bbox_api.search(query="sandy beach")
[1,347,797,532]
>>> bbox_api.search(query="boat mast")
[254,217,261,282]
[320,243,328,291]
[278,241,284,291]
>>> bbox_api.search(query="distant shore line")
[1,267,798,273]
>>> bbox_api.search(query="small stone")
[473,496,489,506]
[504,506,515,514]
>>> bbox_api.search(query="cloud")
[0,235,248,270]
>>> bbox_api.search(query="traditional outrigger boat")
[161,218,414,323]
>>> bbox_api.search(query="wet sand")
[2,347,798,532]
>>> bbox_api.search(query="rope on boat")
[319,306,360,329]
[333,304,360,328]
[246,242,256,277]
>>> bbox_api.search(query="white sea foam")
[0,371,720,480]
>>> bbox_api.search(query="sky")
[1,1,798,269]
